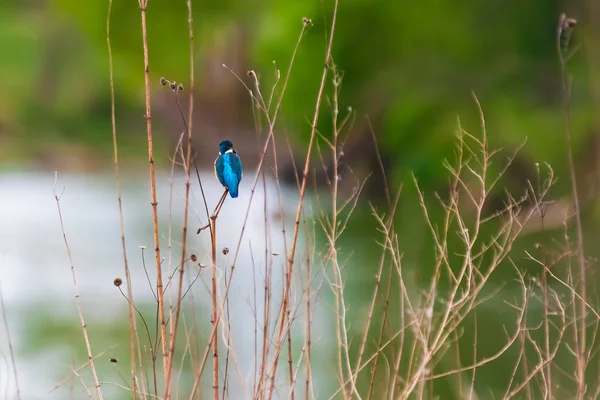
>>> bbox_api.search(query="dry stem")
[557,14,588,397]
[164,3,197,387]
[53,173,103,399]
[136,0,168,377]
[0,283,20,399]
[107,0,138,396]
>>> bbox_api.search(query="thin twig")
[222,267,232,400]
[557,14,588,397]
[49,348,115,395]
[53,172,103,400]
[107,0,138,396]
[0,283,20,400]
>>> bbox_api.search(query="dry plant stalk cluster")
[29,5,598,400]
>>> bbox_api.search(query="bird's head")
[218,140,235,155]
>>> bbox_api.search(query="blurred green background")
[2,0,600,398]
[2,0,598,186]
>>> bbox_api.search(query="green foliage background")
[2,0,596,191]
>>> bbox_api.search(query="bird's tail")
[229,184,239,198]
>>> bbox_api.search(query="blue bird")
[214,140,243,198]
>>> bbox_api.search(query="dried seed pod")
[559,14,577,54]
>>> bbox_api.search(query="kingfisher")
[214,140,243,198]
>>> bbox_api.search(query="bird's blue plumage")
[214,140,242,198]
